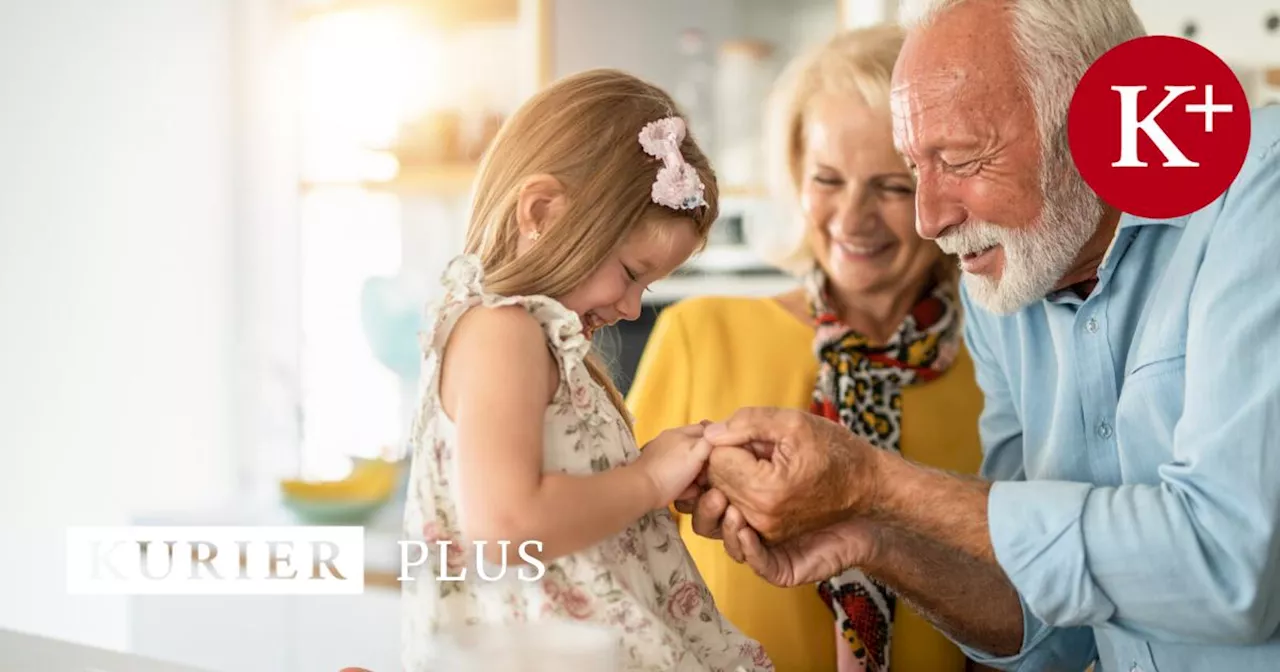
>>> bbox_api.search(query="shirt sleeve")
[955,286,1099,671]
[988,109,1280,645]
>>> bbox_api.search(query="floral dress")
[400,254,773,672]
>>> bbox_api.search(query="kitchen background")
[0,0,1276,670]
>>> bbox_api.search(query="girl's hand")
[636,425,713,509]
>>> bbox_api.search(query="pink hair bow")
[638,117,707,211]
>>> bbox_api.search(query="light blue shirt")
[958,106,1280,672]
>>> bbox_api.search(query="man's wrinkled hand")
[720,503,880,586]
[702,407,878,543]
[686,486,731,539]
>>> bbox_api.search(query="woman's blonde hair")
[463,68,719,432]
[760,24,907,276]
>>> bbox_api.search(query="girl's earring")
[528,230,541,242]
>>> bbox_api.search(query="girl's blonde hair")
[463,68,719,432]
[761,24,908,275]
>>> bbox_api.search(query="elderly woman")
[627,25,985,672]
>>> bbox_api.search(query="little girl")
[400,69,774,672]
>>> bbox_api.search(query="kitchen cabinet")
[553,0,843,195]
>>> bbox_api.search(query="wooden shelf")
[301,170,775,200]
[376,163,479,194]
[721,183,769,198]
[300,163,478,196]
[293,0,520,26]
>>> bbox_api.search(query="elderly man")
[688,0,1280,670]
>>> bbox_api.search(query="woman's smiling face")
[800,93,942,298]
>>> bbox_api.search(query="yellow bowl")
[281,494,389,525]
[278,458,402,502]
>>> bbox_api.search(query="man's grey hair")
[898,0,1146,314]
[898,0,1146,168]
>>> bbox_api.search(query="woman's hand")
[635,424,713,509]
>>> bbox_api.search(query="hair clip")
[638,117,707,211]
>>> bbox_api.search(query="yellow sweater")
[626,295,986,672]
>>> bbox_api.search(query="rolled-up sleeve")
[957,592,1097,672]
[988,117,1280,646]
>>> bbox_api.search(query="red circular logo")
[1068,35,1251,219]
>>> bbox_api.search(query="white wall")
[1130,0,1280,68]
[230,0,306,495]
[843,0,1280,73]
[0,0,241,651]
[1131,0,1280,106]
[836,0,1280,64]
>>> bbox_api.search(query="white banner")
[66,526,365,595]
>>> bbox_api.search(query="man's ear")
[515,174,568,246]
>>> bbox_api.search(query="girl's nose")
[616,290,642,322]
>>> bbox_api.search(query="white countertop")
[640,241,801,305]
[643,273,799,304]
[0,629,209,672]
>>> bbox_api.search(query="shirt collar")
[1043,212,1186,306]
[1118,212,1191,230]
[1102,211,1188,272]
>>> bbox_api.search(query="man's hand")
[688,412,1023,658]
[680,486,729,538]
[719,503,879,586]
[701,407,879,543]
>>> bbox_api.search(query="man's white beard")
[936,151,1103,315]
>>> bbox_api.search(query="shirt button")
[1130,664,1143,672]
[1085,317,1100,333]
[1098,422,1114,439]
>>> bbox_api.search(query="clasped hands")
[656,407,886,587]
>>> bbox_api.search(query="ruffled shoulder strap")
[416,254,592,389]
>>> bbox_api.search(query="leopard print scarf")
[806,267,962,672]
